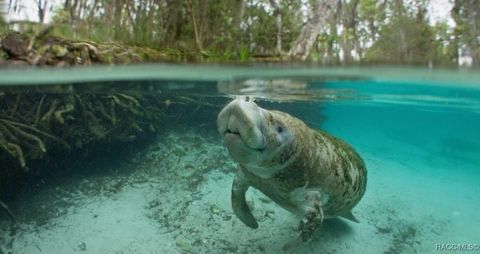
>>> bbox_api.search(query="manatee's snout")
[217,97,265,151]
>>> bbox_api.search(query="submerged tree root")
[0,201,16,225]
[0,87,167,176]
[0,117,72,170]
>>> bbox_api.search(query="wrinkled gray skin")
[217,97,367,250]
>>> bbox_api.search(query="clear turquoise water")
[0,66,479,253]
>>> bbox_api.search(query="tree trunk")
[450,1,462,66]
[341,0,359,65]
[288,0,339,60]
[164,0,185,47]
[186,0,203,51]
[232,0,245,29]
[269,0,282,54]
[35,0,47,24]
[325,2,340,63]
[114,0,124,40]
[62,0,75,24]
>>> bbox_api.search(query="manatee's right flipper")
[231,175,258,229]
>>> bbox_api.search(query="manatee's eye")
[276,126,283,133]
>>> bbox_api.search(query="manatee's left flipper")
[283,191,325,251]
[283,205,324,251]
[231,174,258,229]
[299,205,324,241]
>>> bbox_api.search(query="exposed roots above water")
[0,29,174,67]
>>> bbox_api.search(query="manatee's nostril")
[245,96,250,102]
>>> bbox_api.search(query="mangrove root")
[0,119,70,150]
[0,200,16,225]
[54,104,75,124]
[0,140,26,169]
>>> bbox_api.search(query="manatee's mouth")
[225,129,240,136]
[223,129,241,141]
[223,128,265,152]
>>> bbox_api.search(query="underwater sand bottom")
[1,128,479,254]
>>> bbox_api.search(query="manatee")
[217,96,367,250]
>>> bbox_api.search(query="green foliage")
[238,45,251,62]
[1,0,7,34]
[365,16,421,64]
[364,3,455,66]
[1,0,470,66]
[450,0,480,65]
[359,0,376,18]
[358,0,384,40]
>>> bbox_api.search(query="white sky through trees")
[4,0,454,26]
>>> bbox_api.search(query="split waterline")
[0,65,479,253]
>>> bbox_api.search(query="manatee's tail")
[340,210,360,223]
